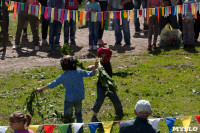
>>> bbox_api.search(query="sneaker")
[91,115,99,122]
[88,45,92,51]
[12,45,19,49]
[55,45,60,51]
[125,43,131,46]
[115,42,122,45]
[97,39,107,45]
[135,28,141,33]
[34,46,40,51]
[42,39,48,45]
[93,45,97,50]
[48,44,52,51]
[22,32,27,38]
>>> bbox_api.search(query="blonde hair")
[9,111,32,128]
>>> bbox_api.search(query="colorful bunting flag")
[88,123,99,133]
[17,2,20,14]
[58,124,69,133]
[165,117,176,133]
[72,123,84,133]
[13,2,17,19]
[28,125,40,133]
[195,115,200,124]
[0,126,9,133]
[44,125,55,133]
[180,116,192,133]
[102,122,113,133]
[149,118,160,130]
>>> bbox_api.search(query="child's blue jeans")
[64,100,83,133]
[88,21,99,47]
[49,20,62,45]
[92,85,123,116]
[64,19,76,44]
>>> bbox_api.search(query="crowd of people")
[0,0,198,52]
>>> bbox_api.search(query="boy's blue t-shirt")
[48,69,95,102]
[86,2,101,12]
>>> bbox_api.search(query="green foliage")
[60,44,73,55]
[97,59,117,95]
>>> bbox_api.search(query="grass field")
[1,51,200,132]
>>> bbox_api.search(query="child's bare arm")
[35,85,49,92]
[92,61,98,74]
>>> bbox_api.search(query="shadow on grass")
[109,44,135,53]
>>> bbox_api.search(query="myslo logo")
[173,127,198,132]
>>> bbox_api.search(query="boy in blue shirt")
[36,55,97,133]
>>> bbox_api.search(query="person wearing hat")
[119,100,159,133]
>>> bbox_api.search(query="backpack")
[65,0,79,9]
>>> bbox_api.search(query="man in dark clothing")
[119,100,159,133]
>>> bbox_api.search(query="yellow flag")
[9,1,14,11]
[28,125,40,133]
[130,10,133,20]
[192,3,195,15]
[162,7,164,16]
[152,8,155,15]
[83,11,86,26]
[102,122,113,133]
[28,5,31,14]
[177,5,180,14]
[38,6,41,19]
[110,11,113,19]
[149,8,152,17]
[51,8,54,22]
[76,11,78,23]
[67,10,70,21]
[180,116,192,133]
[124,11,127,18]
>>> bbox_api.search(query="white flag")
[0,126,9,133]
[72,123,84,133]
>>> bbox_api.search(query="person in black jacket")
[119,100,160,133]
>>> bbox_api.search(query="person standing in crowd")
[108,0,131,46]
[134,0,148,32]
[64,0,83,45]
[97,0,108,45]
[182,0,196,48]
[86,0,101,51]
[14,0,40,51]
[119,100,159,133]
[0,0,9,34]
[47,0,65,51]
[147,0,160,49]
[194,0,200,42]
[39,0,49,45]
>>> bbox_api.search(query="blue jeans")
[134,0,147,30]
[64,18,76,44]
[64,100,83,133]
[49,20,62,45]
[88,22,99,47]
[92,85,123,116]
[113,14,130,44]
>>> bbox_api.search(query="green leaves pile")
[96,59,117,95]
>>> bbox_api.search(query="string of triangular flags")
[1,0,200,29]
[0,115,200,133]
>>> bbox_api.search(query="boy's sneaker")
[48,44,52,51]
[88,45,92,51]
[34,46,40,51]
[55,45,60,51]
[22,32,27,38]
[93,45,97,50]
[91,115,99,122]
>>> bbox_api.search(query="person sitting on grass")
[36,55,98,133]
[119,100,159,133]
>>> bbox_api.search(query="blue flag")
[165,117,176,133]
[88,123,99,133]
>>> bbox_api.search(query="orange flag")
[195,3,197,19]
[157,7,159,22]
[13,2,17,19]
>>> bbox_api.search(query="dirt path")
[0,21,149,76]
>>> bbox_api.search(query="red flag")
[116,11,120,19]
[139,9,142,17]
[44,125,55,133]
[195,115,200,124]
